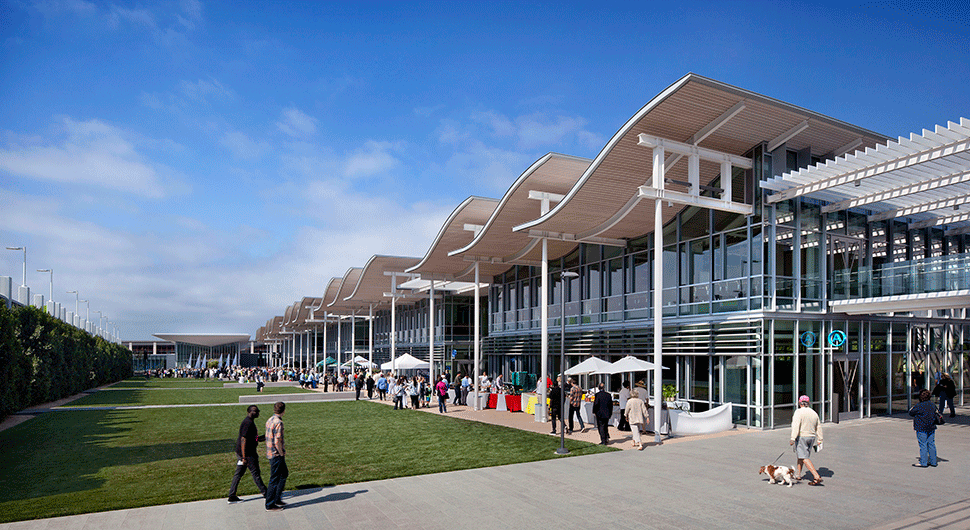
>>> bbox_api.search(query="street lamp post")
[79,300,90,327]
[556,270,579,456]
[37,269,53,305]
[5,246,26,286]
[67,290,79,317]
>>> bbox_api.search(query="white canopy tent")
[381,353,430,371]
[341,355,376,369]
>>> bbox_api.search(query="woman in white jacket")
[624,389,649,450]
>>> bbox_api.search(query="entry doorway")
[833,355,861,420]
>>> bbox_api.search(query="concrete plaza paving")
[2,403,968,530]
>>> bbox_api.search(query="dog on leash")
[759,465,796,487]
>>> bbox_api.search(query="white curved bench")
[669,403,733,435]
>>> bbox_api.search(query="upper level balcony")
[830,253,970,314]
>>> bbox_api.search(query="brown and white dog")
[759,465,796,487]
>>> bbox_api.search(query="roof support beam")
[768,135,970,204]
[663,100,746,176]
[463,223,484,237]
[525,230,627,247]
[637,187,753,215]
[527,190,565,216]
[821,167,970,213]
[910,211,970,230]
[829,137,864,159]
[767,120,810,153]
[638,134,752,169]
[868,192,970,223]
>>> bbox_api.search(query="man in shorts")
[790,395,824,485]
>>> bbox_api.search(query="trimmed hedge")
[0,304,132,420]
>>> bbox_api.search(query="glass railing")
[832,253,970,300]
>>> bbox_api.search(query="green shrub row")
[0,304,132,420]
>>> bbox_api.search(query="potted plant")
[662,383,677,401]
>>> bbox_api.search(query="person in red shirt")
[435,376,449,413]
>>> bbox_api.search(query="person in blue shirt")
[909,389,939,468]
[377,373,388,401]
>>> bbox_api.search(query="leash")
[769,451,786,465]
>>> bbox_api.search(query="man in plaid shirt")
[264,401,288,511]
[567,378,586,434]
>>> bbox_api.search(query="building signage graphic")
[828,329,847,348]
[800,331,817,348]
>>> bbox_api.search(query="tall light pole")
[67,290,79,317]
[95,310,104,336]
[5,246,26,286]
[79,299,90,326]
[556,270,579,456]
[37,268,53,303]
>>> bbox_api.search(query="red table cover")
[487,393,498,409]
[505,394,522,412]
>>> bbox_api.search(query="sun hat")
[799,395,810,403]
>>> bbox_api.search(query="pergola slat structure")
[762,117,970,314]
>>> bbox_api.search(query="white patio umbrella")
[564,356,614,375]
[606,355,656,373]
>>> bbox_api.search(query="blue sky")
[1,0,968,341]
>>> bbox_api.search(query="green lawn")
[68,387,314,407]
[110,378,230,388]
[0,401,615,522]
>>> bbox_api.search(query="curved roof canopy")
[515,73,887,242]
[407,196,498,279]
[343,255,422,308]
[326,267,364,313]
[445,153,592,274]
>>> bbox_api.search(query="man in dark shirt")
[592,383,613,445]
[549,378,563,434]
[228,405,267,503]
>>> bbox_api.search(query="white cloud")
[432,109,603,191]
[106,5,157,31]
[179,78,235,104]
[221,130,269,161]
[471,110,516,138]
[343,140,402,178]
[276,106,318,137]
[0,117,178,198]
[515,113,589,150]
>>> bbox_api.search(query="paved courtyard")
[2,400,967,530]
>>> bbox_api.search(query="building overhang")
[153,333,251,347]
[829,290,970,315]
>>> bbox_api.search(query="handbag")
[935,412,946,425]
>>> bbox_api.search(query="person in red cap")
[790,395,824,485]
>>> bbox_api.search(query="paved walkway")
[3,401,968,529]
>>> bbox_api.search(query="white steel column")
[474,261,481,410]
[350,310,357,370]
[368,304,374,371]
[430,280,436,379]
[391,297,397,369]
[539,237,549,422]
[337,316,342,371]
[323,313,328,371]
[313,326,318,371]
[652,144,665,445]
